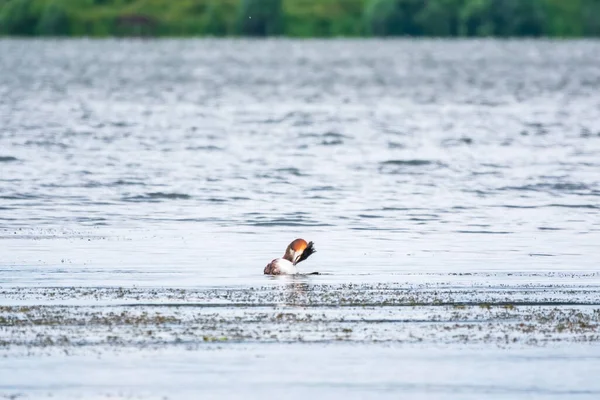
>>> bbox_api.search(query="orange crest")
[289,238,308,252]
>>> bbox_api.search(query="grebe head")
[284,238,316,265]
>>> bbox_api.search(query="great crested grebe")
[264,238,316,275]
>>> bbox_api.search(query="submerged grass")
[1,284,599,351]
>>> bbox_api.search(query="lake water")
[1,39,600,399]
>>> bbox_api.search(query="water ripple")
[0,39,599,270]
[122,192,193,202]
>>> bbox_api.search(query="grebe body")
[264,238,316,275]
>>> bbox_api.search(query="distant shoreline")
[1,36,599,41]
[1,0,598,38]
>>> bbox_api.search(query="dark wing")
[264,260,281,275]
[295,241,316,264]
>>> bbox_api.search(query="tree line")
[1,0,599,37]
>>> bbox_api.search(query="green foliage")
[0,0,597,37]
[492,0,545,37]
[365,0,462,36]
[458,0,545,37]
[204,0,238,36]
[457,0,547,37]
[238,0,282,36]
[36,0,70,35]
[541,0,585,36]
[0,0,38,35]
[416,0,462,37]
[581,0,600,36]
[364,0,402,35]
[284,0,365,37]
[458,0,492,36]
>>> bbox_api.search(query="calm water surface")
[1,39,600,399]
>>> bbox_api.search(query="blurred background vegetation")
[0,0,599,37]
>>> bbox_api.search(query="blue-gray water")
[1,39,600,399]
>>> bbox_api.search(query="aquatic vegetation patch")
[2,280,598,353]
